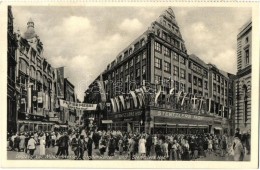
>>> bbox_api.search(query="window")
[173,66,178,76]
[213,73,216,80]
[162,32,167,40]
[164,61,171,72]
[155,75,162,84]
[217,85,220,93]
[164,77,170,87]
[217,75,220,82]
[245,37,249,43]
[154,42,162,52]
[129,48,133,55]
[173,52,178,61]
[180,69,185,79]
[188,73,192,83]
[142,65,146,74]
[198,78,202,87]
[213,83,216,91]
[120,66,123,72]
[205,93,208,98]
[193,76,197,85]
[204,70,208,77]
[37,59,41,68]
[245,49,249,64]
[142,51,146,59]
[204,81,208,89]
[134,42,140,50]
[164,46,170,57]
[136,68,140,77]
[155,57,162,69]
[221,88,224,95]
[225,80,227,87]
[130,59,133,67]
[141,39,145,46]
[130,72,134,80]
[125,62,128,69]
[180,56,186,65]
[136,55,140,63]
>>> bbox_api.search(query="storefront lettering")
[152,110,212,121]
[114,111,142,119]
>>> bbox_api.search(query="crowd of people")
[7,127,250,161]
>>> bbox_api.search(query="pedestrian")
[87,134,93,160]
[145,134,153,157]
[128,135,135,160]
[138,135,146,158]
[11,133,16,151]
[99,136,107,156]
[19,133,26,152]
[78,135,86,160]
[39,133,46,156]
[24,133,30,153]
[71,134,79,160]
[14,133,20,152]
[118,137,123,155]
[27,135,37,159]
[232,134,244,161]
[108,135,116,156]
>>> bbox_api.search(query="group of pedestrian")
[7,127,250,161]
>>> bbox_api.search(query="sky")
[12,6,252,101]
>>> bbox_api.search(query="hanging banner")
[97,80,107,102]
[59,99,97,110]
[129,91,138,108]
[114,97,120,112]
[110,98,117,113]
[154,85,161,104]
[119,95,126,110]
[56,67,64,98]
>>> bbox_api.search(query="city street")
[7,145,250,161]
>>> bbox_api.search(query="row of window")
[213,83,228,96]
[189,62,208,77]
[213,72,228,86]
[155,57,186,76]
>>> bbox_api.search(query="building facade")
[85,7,234,135]
[15,18,58,132]
[234,20,252,132]
[7,6,18,133]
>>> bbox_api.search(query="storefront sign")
[114,111,142,119]
[56,67,64,98]
[151,110,213,122]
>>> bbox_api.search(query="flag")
[129,91,138,108]
[119,95,126,110]
[155,85,161,104]
[56,67,64,98]
[110,98,117,113]
[114,96,120,111]
[97,80,107,102]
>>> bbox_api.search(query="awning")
[166,123,177,126]
[198,125,209,127]
[177,124,189,126]
[214,127,222,130]
[154,123,166,125]
[102,120,113,124]
[54,125,60,128]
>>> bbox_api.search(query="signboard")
[114,110,142,119]
[150,110,213,122]
[56,67,64,98]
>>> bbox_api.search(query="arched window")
[20,59,29,74]
[30,66,36,79]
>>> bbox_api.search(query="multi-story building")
[85,7,234,135]
[235,20,252,132]
[15,18,58,132]
[7,6,18,133]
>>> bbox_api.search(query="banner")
[155,85,161,104]
[110,98,117,113]
[59,99,97,111]
[97,80,107,102]
[114,97,120,112]
[56,67,64,98]
[129,91,138,108]
[119,95,126,110]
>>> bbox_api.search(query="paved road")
[7,146,250,161]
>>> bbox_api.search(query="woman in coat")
[232,136,244,161]
[39,133,46,156]
[19,133,26,152]
[27,136,37,159]
[138,135,146,157]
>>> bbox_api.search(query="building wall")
[7,6,17,132]
[235,20,252,132]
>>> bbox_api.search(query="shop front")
[147,108,229,135]
[109,109,145,133]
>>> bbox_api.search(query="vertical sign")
[56,67,64,98]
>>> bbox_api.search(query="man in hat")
[27,135,37,159]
